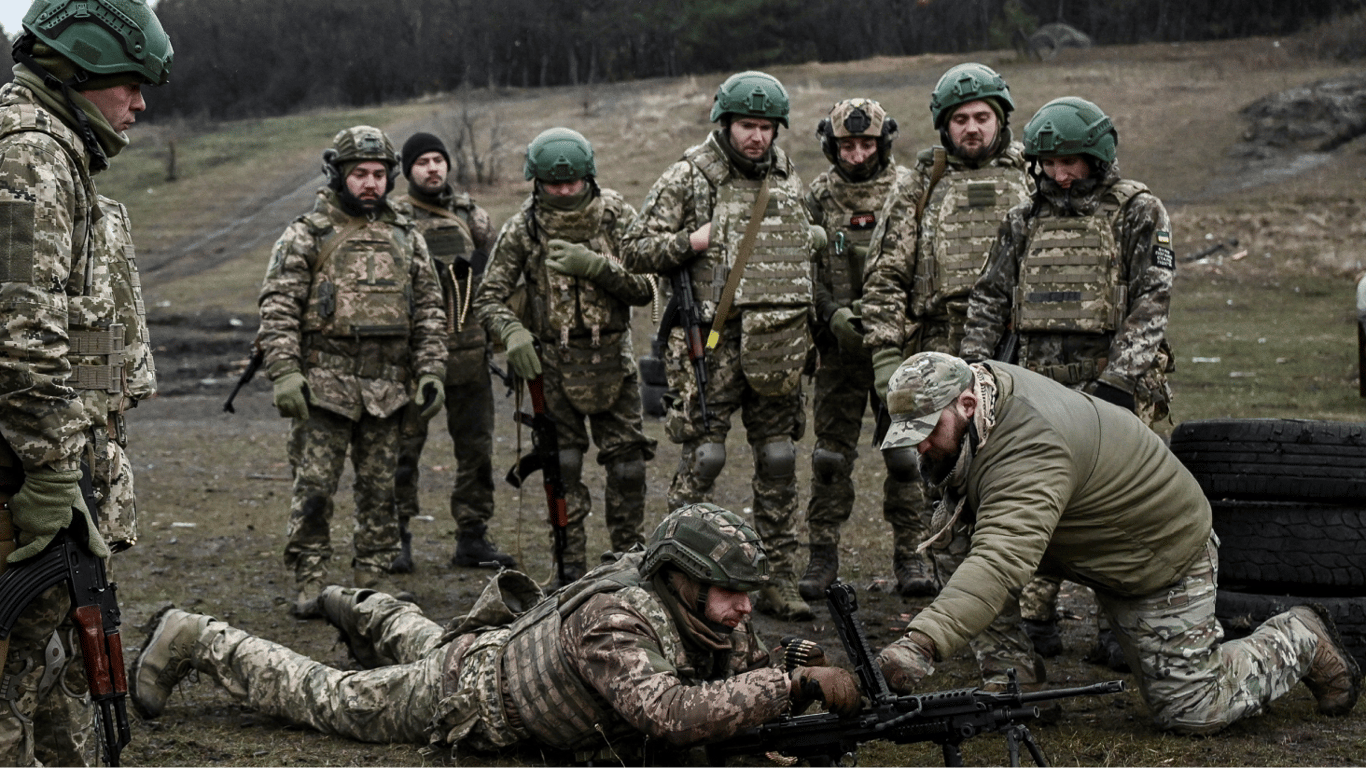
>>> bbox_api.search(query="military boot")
[1083,627,1129,671]
[893,551,938,597]
[756,574,815,622]
[291,576,325,620]
[353,566,416,603]
[131,607,215,719]
[1022,618,1064,658]
[319,586,385,669]
[390,520,414,574]
[798,544,839,601]
[1291,605,1362,715]
[452,522,517,569]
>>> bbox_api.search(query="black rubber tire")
[1216,590,1366,667]
[1212,500,1366,592]
[1170,418,1366,503]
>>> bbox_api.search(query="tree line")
[10,0,1364,120]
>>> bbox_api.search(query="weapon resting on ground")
[504,371,570,586]
[706,582,1126,766]
[222,345,265,413]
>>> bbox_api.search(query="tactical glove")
[871,347,905,405]
[415,374,445,421]
[876,630,937,694]
[546,239,608,281]
[829,307,865,355]
[501,323,542,380]
[809,225,828,253]
[778,636,829,671]
[8,467,109,563]
[790,666,860,718]
[272,370,309,420]
[1091,381,1136,413]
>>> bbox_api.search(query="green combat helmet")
[710,70,790,128]
[929,62,1014,129]
[21,0,173,86]
[880,351,974,451]
[523,127,596,182]
[322,125,398,191]
[817,97,898,167]
[640,503,771,591]
[1022,96,1117,164]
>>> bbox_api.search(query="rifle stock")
[505,375,570,585]
[222,346,265,413]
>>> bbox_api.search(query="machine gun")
[654,268,711,425]
[707,583,1126,766]
[505,373,570,586]
[0,465,132,766]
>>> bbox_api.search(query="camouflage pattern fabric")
[807,161,910,322]
[285,407,403,581]
[395,370,495,532]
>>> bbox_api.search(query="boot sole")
[130,604,181,720]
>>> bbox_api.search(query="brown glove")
[790,666,861,718]
[777,636,828,671]
[876,630,937,694]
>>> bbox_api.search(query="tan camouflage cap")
[880,352,974,450]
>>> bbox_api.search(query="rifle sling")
[706,174,771,349]
[914,147,948,223]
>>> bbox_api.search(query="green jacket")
[910,362,1211,659]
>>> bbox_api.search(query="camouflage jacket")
[474,187,651,345]
[257,189,446,420]
[0,78,107,473]
[862,142,1028,355]
[805,161,912,328]
[960,165,1173,393]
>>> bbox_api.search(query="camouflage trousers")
[806,339,929,555]
[286,407,402,582]
[193,594,446,743]
[395,368,496,533]
[663,321,805,576]
[539,348,655,565]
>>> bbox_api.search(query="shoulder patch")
[1152,231,1175,270]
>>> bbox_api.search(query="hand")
[501,323,542,380]
[871,347,905,404]
[8,467,109,563]
[546,239,607,281]
[778,636,829,671]
[876,631,937,694]
[1091,382,1136,412]
[809,224,828,252]
[829,307,864,355]
[415,374,445,421]
[790,666,861,718]
[272,370,309,420]
[689,222,712,252]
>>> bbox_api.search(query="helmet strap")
[12,34,108,172]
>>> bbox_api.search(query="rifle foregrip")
[72,605,114,696]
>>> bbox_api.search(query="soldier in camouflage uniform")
[474,128,656,586]
[0,1,170,764]
[258,126,447,618]
[130,504,859,760]
[799,98,929,600]
[861,64,1030,597]
[389,132,513,572]
[622,71,823,621]
[959,97,1176,667]
[874,352,1362,733]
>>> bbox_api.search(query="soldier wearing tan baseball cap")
[880,351,975,451]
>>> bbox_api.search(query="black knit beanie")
[401,132,450,179]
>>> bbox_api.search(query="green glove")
[8,467,109,563]
[829,307,865,355]
[501,323,542,380]
[272,370,309,420]
[415,374,446,421]
[546,239,607,281]
[809,225,828,253]
[872,347,905,405]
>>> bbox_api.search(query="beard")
[917,426,971,487]
[953,139,994,162]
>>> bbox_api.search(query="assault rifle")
[655,268,711,425]
[505,374,570,586]
[0,464,132,766]
[222,345,265,413]
[707,582,1126,766]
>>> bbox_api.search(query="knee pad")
[694,442,726,482]
[607,458,646,489]
[756,440,796,480]
[882,446,920,483]
[394,462,415,488]
[559,448,584,486]
[301,494,329,517]
[811,448,849,485]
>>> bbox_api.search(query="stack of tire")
[1169,418,1366,666]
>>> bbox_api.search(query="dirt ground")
[90,34,1366,767]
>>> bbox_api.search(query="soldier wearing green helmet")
[960,96,1177,670]
[859,63,1030,599]
[0,0,172,762]
[475,127,656,587]
[256,125,448,618]
[129,503,858,758]
[623,71,825,622]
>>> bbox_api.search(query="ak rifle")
[504,372,570,585]
[655,268,711,425]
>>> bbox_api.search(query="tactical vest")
[299,212,417,339]
[499,553,680,752]
[914,162,1030,316]
[811,165,901,307]
[100,196,156,403]
[1013,180,1148,335]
